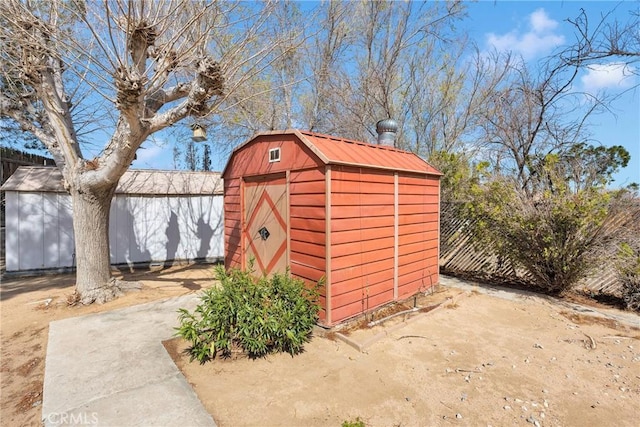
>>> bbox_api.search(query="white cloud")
[485,8,565,61]
[530,8,558,34]
[581,62,637,91]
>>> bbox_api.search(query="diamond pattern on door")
[244,177,288,275]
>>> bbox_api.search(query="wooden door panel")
[244,177,288,275]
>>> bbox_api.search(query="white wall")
[4,192,224,272]
[109,194,224,265]
[5,192,74,271]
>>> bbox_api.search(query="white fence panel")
[110,195,130,265]
[58,194,75,267]
[18,193,45,270]
[43,193,60,269]
[168,195,224,261]
[126,196,171,263]
[5,192,20,271]
[6,192,224,272]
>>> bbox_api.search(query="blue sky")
[7,1,637,186]
[129,1,639,186]
[464,0,639,186]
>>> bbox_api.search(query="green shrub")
[616,243,640,311]
[176,264,320,362]
[341,418,365,427]
[465,173,635,295]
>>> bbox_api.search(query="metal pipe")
[376,119,398,146]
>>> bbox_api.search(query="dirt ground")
[1,266,639,427]
[166,286,640,427]
[0,263,215,427]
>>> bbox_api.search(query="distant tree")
[301,0,352,134]
[475,46,626,195]
[459,4,640,294]
[202,144,211,172]
[0,0,284,303]
[459,4,640,196]
[533,143,633,191]
[184,141,199,172]
[294,0,511,159]
[317,0,468,148]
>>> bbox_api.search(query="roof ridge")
[297,130,414,155]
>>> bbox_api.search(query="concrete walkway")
[42,276,638,426]
[42,294,216,427]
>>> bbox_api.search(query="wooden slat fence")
[439,202,631,296]
[1,147,55,184]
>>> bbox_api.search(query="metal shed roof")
[297,131,441,175]
[0,166,223,195]
[224,130,442,176]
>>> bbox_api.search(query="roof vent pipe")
[376,118,398,147]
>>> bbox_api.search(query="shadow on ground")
[0,262,220,301]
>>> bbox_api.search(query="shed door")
[243,174,288,275]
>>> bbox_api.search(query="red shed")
[222,128,441,326]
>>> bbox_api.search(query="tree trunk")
[70,184,121,304]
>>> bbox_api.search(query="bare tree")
[295,0,470,150]
[477,52,609,195]
[190,0,311,156]
[0,0,281,303]
[204,0,474,157]
[563,7,639,74]
[471,5,639,196]
[325,0,467,145]
[302,0,354,134]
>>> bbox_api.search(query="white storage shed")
[1,167,224,272]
